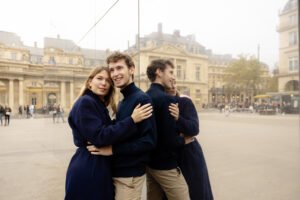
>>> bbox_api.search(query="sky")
[0,0,289,69]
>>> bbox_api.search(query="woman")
[65,67,152,200]
[168,81,214,200]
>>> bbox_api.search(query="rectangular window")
[176,65,186,80]
[37,56,42,63]
[177,65,182,79]
[85,59,90,66]
[195,89,201,98]
[30,56,36,63]
[69,58,73,65]
[289,14,297,25]
[48,56,56,65]
[11,52,17,60]
[288,57,299,72]
[32,97,37,105]
[195,66,200,81]
[289,31,297,46]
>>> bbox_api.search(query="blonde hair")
[75,66,117,114]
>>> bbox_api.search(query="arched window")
[285,80,299,91]
[47,93,57,106]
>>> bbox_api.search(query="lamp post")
[137,0,141,87]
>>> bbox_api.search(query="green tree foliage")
[224,56,264,96]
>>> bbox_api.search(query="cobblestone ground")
[0,113,299,200]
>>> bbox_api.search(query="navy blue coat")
[177,96,214,200]
[146,83,185,170]
[65,89,137,200]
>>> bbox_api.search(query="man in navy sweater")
[146,59,193,200]
[88,52,156,200]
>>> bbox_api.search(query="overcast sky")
[0,0,288,69]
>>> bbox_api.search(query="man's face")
[160,64,175,90]
[108,59,134,89]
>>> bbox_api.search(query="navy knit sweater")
[112,82,157,177]
[146,83,185,170]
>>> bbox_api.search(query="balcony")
[277,22,297,32]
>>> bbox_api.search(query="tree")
[224,55,265,99]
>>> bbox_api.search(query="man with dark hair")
[88,52,156,200]
[146,59,193,200]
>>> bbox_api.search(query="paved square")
[0,113,299,200]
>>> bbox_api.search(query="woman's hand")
[169,103,179,121]
[131,103,153,123]
[86,145,113,156]
[184,136,195,145]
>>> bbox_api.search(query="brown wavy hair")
[76,66,117,114]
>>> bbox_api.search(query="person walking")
[56,104,65,123]
[0,104,4,126]
[65,66,152,200]
[4,106,12,126]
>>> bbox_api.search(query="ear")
[155,68,162,77]
[129,66,135,75]
[87,80,92,89]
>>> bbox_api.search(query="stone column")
[19,79,24,106]
[70,81,74,106]
[9,79,14,109]
[60,81,66,108]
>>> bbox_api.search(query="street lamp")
[137,0,141,87]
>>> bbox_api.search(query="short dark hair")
[146,59,174,82]
[106,51,135,69]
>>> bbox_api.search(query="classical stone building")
[127,23,209,110]
[207,54,233,105]
[277,0,299,93]
[0,31,110,113]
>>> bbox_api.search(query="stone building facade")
[0,31,110,113]
[277,0,299,93]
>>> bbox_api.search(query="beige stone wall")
[278,7,299,92]
[130,44,209,110]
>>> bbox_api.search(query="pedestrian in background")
[4,106,12,126]
[0,104,4,126]
[52,104,57,123]
[56,104,65,123]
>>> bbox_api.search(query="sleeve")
[75,98,138,147]
[177,97,199,136]
[161,96,185,149]
[112,97,157,155]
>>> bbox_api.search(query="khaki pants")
[146,167,190,200]
[113,175,146,200]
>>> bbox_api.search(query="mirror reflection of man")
[146,59,193,200]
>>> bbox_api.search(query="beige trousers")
[146,167,190,200]
[113,175,146,200]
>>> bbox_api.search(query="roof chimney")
[57,34,60,39]
[158,23,162,33]
[173,30,180,37]
[34,41,37,48]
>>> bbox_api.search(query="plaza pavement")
[0,112,299,200]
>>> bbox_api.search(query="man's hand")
[86,145,113,156]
